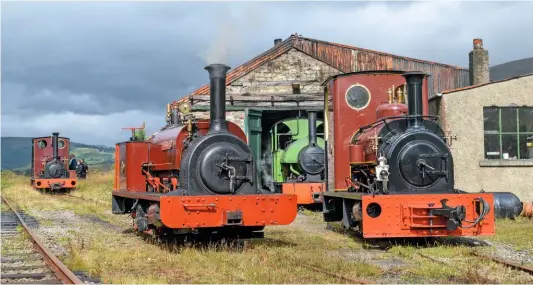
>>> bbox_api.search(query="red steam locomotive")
[321,71,495,238]
[31,132,77,191]
[112,64,298,238]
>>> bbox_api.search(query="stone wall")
[441,75,533,202]
[190,48,341,134]
[227,48,341,96]
[192,110,246,131]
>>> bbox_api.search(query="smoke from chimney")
[469,38,490,85]
[198,4,264,65]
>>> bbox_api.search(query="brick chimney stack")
[274,38,282,46]
[469,38,490,85]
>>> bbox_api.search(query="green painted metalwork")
[282,136,325,163]
[245,109,263,184]
[270,117,325,183]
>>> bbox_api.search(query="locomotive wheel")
[133,204,148,233]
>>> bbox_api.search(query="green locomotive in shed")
[267,112,326,204]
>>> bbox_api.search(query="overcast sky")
[2,1,532,146]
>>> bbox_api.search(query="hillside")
[1,137,114,171]
[490,57,533,81]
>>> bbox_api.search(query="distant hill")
[490,57,533,81]
[1,137,114,172]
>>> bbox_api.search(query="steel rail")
[1,196,84,284]
[300,263,370,284]
[472,252,533,276]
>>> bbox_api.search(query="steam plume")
[199,4,264,65]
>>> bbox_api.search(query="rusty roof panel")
[178,34,471,105]
[294,36,468,70]
[390,58,470,97]
[292,37,353,72]
[355,51,394,71]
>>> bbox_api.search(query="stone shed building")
[174,33,472,190]
[174,33,470,133]
[430,39,533,202]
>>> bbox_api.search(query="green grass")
[61,226,382,284]
[1,171,383,284]
[1,170,120,225]
[2,170,532,284]
[482,217,533,251]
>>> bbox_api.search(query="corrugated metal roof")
[174,34,471,105]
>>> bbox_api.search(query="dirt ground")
[2,171,533,284]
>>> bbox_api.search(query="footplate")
[361,193,495,238]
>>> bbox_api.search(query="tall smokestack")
[469,38,490,85]
[308,111,318,146]
[274,38,282,46]
[52,132,59,160]
[205,64,231,133]
[402,72,427,128]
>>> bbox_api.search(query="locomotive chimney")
[52,132,60,160]
[205,64,231,133]
[308,111,318,146]
[402,71,427,128]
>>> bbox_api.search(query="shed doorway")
[245,108,324,192]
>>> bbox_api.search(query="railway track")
[300,263,370,284]
[417,250,533,277]
[471,252,533,276]
[1,196,84,284]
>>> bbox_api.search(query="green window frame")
[483,106,533,160]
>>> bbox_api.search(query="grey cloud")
[2,1,532,146]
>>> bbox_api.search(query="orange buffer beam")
[32,178,77,190]
[282,183,325,205]
[361,193,495,238]
[159,194,298,228]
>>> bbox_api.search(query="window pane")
[519,107,533,132]
[501,134,518,159]
[501,108,518,132]
[484,134,500,159]
[520,134,533,159]
[483,107,499,133]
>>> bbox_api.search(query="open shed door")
[245,109,263,187]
